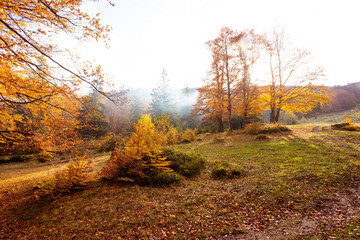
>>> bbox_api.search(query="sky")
[73,0,360,90]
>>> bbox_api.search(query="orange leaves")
[194,27,265,130]
[196,26,331,128]
[0,0,121,154]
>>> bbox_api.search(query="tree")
[206,27,240,131]
[232,30,265,127]
[195,28,265,131]
[129,96,145,125]
[193,54,226,132]
[102,115,171,183]
[150,69,176,118]
[0,0,122,152]
[264,27,330,123]
[77,96,109,139]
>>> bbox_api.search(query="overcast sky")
[74,0,360,89]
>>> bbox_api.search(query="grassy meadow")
[1,125,360,239]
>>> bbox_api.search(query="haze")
[75,0,360,89]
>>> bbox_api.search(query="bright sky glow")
[74,0,360,89]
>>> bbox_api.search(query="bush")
[255,134,269,140]
[181,129,196,143]
[211,166,228,178]
[166,127,181,145]
[95,133,124,153]
[211,134,225,143]
[161,148,206,177]
[332,118,358,131]
[211,162,246,179]
[245,122,290,135]
[102,116,206,186]
[34,156,93,199]
[101,115,172,185]
[279,111,299,125]
[244,122,264,134]
[343,124,358,131]
[137,171,183,186]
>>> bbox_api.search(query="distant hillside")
[322,82,360,113]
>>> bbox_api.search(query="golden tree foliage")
[166,127,180,145]
[206,27,240,130]
[193,55,227,132]
[264,27,331,123]
[153,114,171,142]
[232,30,266,127]
[194,28,265,130]
[0,0,120,153]
[102,115,172,182]
[196,26,330,130]
[0,88,81,155]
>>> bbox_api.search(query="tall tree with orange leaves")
[193,54,226,132]
[195,27,266,131]
[0,0,124,153]
[206,27,240,131]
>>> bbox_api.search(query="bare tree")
[265,27,330,123]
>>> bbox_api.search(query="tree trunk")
[243,110,248,128]
[270,109,276,124]
[227,104,232,131]
[216,115,224,132]
[275,108,281,123]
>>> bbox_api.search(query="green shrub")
[34,156,93,199]
[211,162,246,179]
[255,134,269,140]
[259,123,290,134]
[102,116,205,186]
[161,148,206,177]
[211,166,228,178]
[331,119,358,131]
[279,111,299,125]
[34,154,49,163]
[137,171,183,186]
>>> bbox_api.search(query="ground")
[1,125,360,239]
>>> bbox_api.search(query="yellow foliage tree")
[102,115,172,182]
[263,27,331,123]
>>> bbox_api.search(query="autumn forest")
[1,0,360,239]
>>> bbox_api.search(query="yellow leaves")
[34,155,94,199]
[166,127,181,145]
[102,115,172,182]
